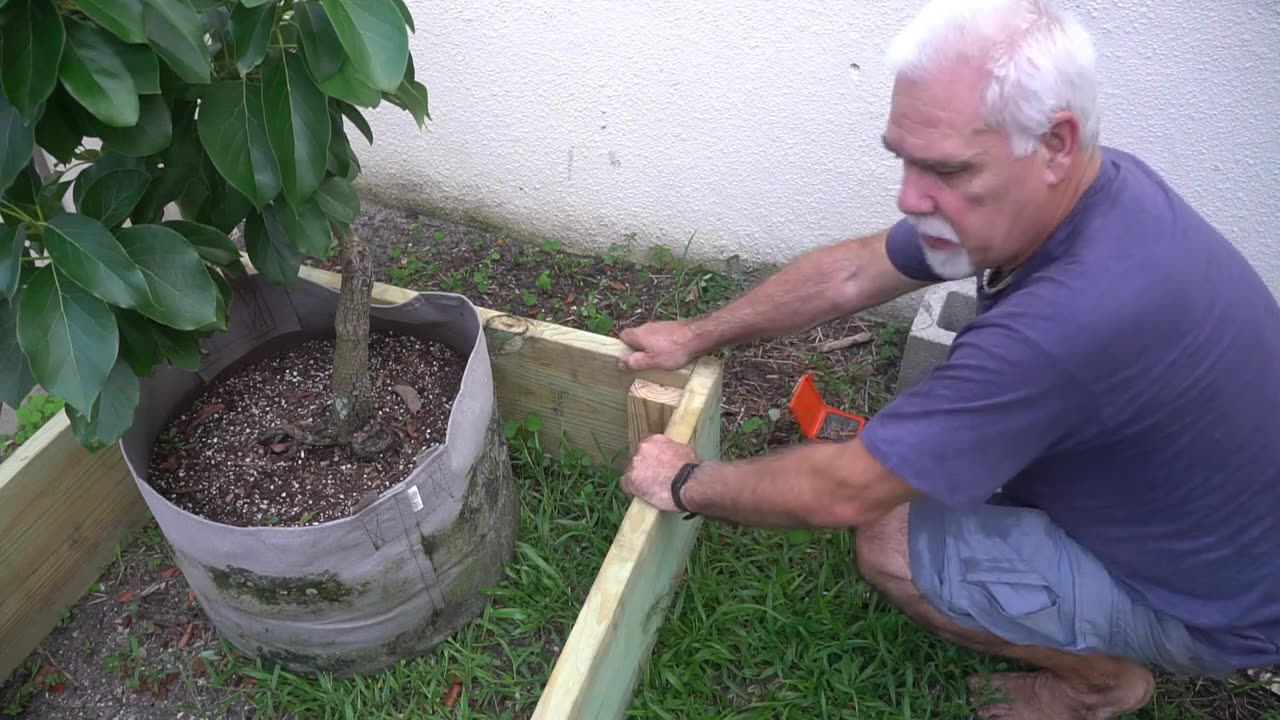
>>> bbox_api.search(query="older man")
[616,0,1280,717]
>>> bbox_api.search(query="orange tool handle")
[788,374,867,441]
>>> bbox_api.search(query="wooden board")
[532,356,724,719]
[0,414,151,682]
[295,265,693,469]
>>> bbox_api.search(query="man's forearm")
[678,439,919,529]
[685,228,895,355]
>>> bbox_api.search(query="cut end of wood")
[628,379,683,405]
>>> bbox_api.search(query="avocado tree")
[0,0,427,455]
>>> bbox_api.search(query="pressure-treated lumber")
[0,415,151,682]
[626,379,683,454]
[532,357,724,719]
[296,264,693,469]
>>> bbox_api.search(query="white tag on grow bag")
[407,485,424,512]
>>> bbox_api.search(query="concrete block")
[895,280,977,395]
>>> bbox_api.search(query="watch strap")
[670,462,700,519]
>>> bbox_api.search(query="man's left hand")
[621,435,700,512]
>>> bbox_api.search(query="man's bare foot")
[967,669,1154,720]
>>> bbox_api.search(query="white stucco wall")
[354,0,1280,310]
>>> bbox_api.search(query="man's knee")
[853,503,912,592]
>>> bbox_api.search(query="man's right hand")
[618,320,701,372]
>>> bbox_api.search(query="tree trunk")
[331,226,374,444]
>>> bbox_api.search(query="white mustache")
[907,214,960,244]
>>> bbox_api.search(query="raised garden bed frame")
[0,263,724,719]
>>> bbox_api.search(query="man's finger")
[618,351,651,371]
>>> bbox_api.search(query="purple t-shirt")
[861,146,1280,668]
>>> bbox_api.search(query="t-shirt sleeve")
[859,321,1091,508]
[884,217,943,282]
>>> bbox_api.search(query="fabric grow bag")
[119,273,519,676]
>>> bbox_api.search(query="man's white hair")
[886,0,1099,157]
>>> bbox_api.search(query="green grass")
[630,524,1005,719]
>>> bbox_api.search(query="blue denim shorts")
[907,497,1237,679]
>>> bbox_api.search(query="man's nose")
[897,164,936,216]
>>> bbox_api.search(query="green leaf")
[143,0,212,85]
[230,1,276,75]
[0,294,37,408]
[59,19,140,128]
[150,321,201,370]
[326,109,359,179]
[245,207,301,286]
[43,213,149,308]
[39,181,73,221]
[197,79,282,208]
[1,0,66,122]
[72,0,146,44]
[1,164,40,218]
[97,94,172,157]
[335,101,373,144]
[0,93,36,197]
[0,225,24,300]
[66,405,100,449]
[319,0,408,93]
[14,170,69,222]
[314,58,381,108]
[386,78,428,128]
[314,175,359,224]
[116,224,219,330]
[34,89,83,164]
[178,155,255,232]
[16,266,119,415]
[388,0,413,32]
[162,220,239,266]
[263,52,330,204]
[112,40,161,94]
[295,2,345,81]
[273,197,330,257]
[114,308,163,376]
[205,266,232,331]
[67,358,138,447]
[73,153,152,228]
[200,176,255,232]
[130,100,198,223]
[238,0,273,6]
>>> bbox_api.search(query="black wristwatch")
[670,462,700,520]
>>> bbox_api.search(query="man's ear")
[1040,111,1081,185]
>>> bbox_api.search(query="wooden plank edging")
[532,356,724,719]
[0,414,150,682]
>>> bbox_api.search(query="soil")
[145,332,467,528]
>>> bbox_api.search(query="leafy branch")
[0,0,427,451]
